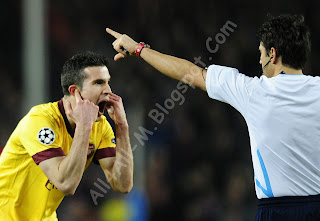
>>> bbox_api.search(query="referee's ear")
[269,47,277,63]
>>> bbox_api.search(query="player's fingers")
[106,96,120,111]
[108,93,121,100]
[65,100,73,115]
[109,92,120,97]
[106,95,115,105]
[107,106,115,115]
[106,28,122,39]
[107,95,123,111]
[74,89,82,102]
[108,94,121,104]
[114,53,125,61]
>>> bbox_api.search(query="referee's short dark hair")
[257,14,311,70]
[61,51,109,96]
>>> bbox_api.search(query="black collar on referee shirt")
[279,71,303,75]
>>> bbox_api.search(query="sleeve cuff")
[32,147,65,165]
[93,147,116,164]
[206,65,216,98]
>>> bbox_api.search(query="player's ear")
[68,85,79,96]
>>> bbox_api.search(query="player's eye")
[95,80,104,85]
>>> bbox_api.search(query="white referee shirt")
[206,64,320,199]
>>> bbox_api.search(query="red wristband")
[135,42,150,57]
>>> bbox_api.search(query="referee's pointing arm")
[106,28,207,91]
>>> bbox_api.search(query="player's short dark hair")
[61,51,109,95]
[257,14,311,69]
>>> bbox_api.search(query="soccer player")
[0,52,133,220]
[106,15,320,220]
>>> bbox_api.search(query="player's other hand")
[105,93,128,126]
[106,28,139,61]
[65,89,99,127]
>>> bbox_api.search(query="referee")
[107,14,320,220]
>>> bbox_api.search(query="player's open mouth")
[98,101,107,115]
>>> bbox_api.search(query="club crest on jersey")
[38,127,55,145]
[87,143,95,159]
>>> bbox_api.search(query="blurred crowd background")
[1,0,320,220]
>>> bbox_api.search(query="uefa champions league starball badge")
[38,127,55,145]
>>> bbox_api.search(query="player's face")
[259,43,273,78]
[80,66,112,121]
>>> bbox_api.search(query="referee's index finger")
[106,28,122,39]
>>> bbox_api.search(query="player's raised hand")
[106,28,139,61]
[65,89,99,127]
[105,93,128,126]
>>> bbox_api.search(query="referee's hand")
[106,28,139,61]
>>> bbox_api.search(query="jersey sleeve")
[206,64,258,115]
[93,120,116,163]
[19,115,65,165]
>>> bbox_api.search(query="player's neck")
[62,97,76,132]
